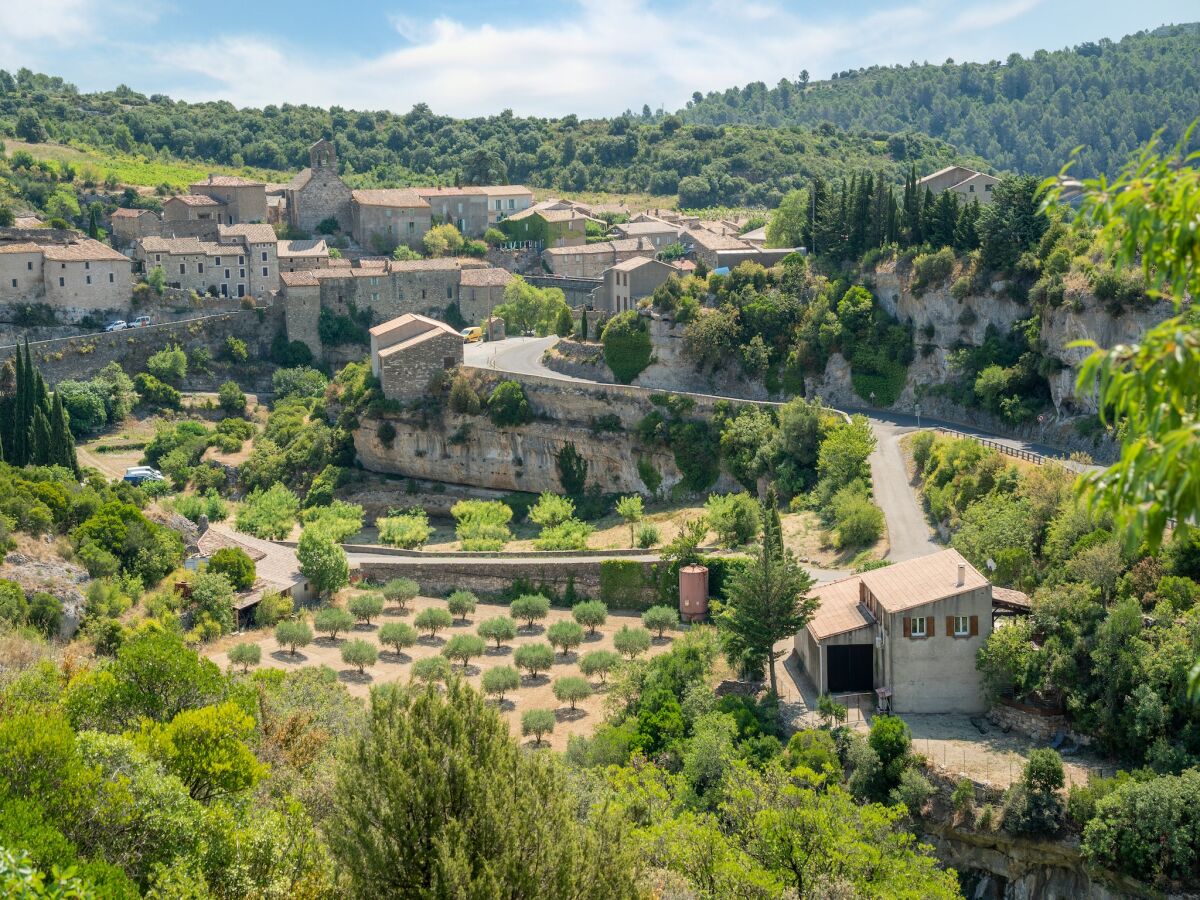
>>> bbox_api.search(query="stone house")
[458,266,513,323]
[369,313,463,401]
[0,233,131,312]
[480,185,534,225]
[285,139,354,234]
[134,224,280,299]
[542,237,659,278]
[110,208,161,248]
[278,239,331,274]
[610,219,683,250]
[350,189,431,252]
[593,256,678,314]
[163,194,225,227]
[504,200,603,248]
[197,523,315,628]
[190,174,269,224]
[794,549,993,714]
[917,166,997,204]
[415,187,489,237]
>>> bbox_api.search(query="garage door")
[827,644,873,694]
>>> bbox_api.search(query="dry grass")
[207,592,677,750]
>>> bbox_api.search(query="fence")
[933,426,1071,470]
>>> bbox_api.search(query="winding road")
[464,335,1085,564]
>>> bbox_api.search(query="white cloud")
[9,0,1052,117]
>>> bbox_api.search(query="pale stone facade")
[350,190,431,252]
[416,187,490,237]
[543,237,659,278]
[458,266,513,323]
[917,166,997,205]
[133,224,281,298]
[190,175,269,224]
[0,232,131,311]
[277,239,331,275]
[594,256,677,313]
[285,139,354,234]
[163,194,225,225]
[480,185,534,225]
[369,313,463,401]
[110,208,161,249]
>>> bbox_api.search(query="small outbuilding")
[369,313,463,402]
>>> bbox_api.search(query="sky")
[0,0,1194,118]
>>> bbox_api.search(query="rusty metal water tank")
[679,564,709,622]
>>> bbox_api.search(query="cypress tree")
[12,342,29,466]
[920,188,936,244]
[50,392,78,475]
[903,164,921,245]
[30,406,51,467]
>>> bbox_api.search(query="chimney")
[956,564,965,587]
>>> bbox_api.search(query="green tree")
[217,380,245,415]
[208,547,255,591]
[441,634,486,669]
[529,492,575,528]
[601,310,652,383]
[552,675,593,711]
[579,649,621,684]
[348,592,385,625]
[341,639,379,674]
[411,655,453,684]
[510,594,550,630]
[521,708,556,746]
[137,701,266,803]
[297,528,349,599]
[717,487,817,693]
[382,577,420,611]
[494,276,570,336]
[704,492,760,546]
[227,642,261,673]
[641,605,679,638]
[546,620,585,657]
[476,615,517,648]
[513,642,555,678]
[313,607,355,640]
[765,188,808,248]
[615,495,644,546]
[146,346,187,385]
[274,619,312,656]
[378,621,418,656]
[613,625,652,660]
[571,600,608,635]
[414,606,453,638]
[487,380,532,427]
[446,590,477,622]
[482,665,520,702]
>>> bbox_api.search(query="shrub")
[273,366,329,399]
[911,247,956,295]
[613,625,652,659]
[546,620,585,656]
[378,621,418,655]
[446,590,478,622]
[635,522,661,548]
[147,346,187,384]
[452,499,513,551]
[28,591,63,637]
[831,488,885,550]
[488,380,532,427]
[704,493,759,547]
[529,492,575,528]
[599,560,650,608]
[510,594,550,629]
[208,547,255,591]
[133,373,181,409]
[414,606,454,637]
[314,607,355,640]
[378,511,432,548]
[521,708,556,746]
[442,634,486,669]
[382,578,419,610]
[552,675,593,710]
[477,615,518,648]
[601,310,652,384]
[348,592,385,625]
[637,458,663,496]
[572,600,608,635]
[254,591,293,627]
[641,605,678,638]
[449,373,482,414]
[274,619,312,655]
[533,518,593,551]
[514,642,555,678]
[474,668,517,707]
[1002,748,1065,835]
[217,381,246,414]
[341,639,378,673]
[952,778,976,814]
[223,336,249,363]
[228,641,261,673]
[891,767,935,816]
[236,484,300,540]
[411,655,452,684]
[579,649,622,683]
[783,729,840,775]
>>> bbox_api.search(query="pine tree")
[716,486,818,695]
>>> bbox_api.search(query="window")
[225,269,230,279]
[84,261,90,270]
[237,284,245,298]
[420,289,426,299]
[408,221,415,233]
[386,209,393,218]
[215,257,222,265]
[108,273,114,283]
[261,251,268,262]
[447,285,453,299]
[155,254,160,263]
[58,277,64,287]
[262,267,269,277]
[198,263,204,273]
[443,356,456,369]
[508,198,515,210]
[86,275,91,285]
[27,261,32,270]
[953,616,969,637]
[968,185,975,192]
[985,183,993,192]
[240,268,245,278]
[910,616,927,638]
[370,277,379,286]
[179,264,186,275]
[494,200,501,211]
[457,202,463,214]
[371,292,379,302]
[239,256,244,265]
[10,279,15,288]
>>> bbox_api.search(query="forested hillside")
[0,70,976,208]
[680,24,1200,178]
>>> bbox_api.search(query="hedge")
[599,560,657,610]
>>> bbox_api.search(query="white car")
[104,320,127,332]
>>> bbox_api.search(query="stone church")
[284,139,353,234]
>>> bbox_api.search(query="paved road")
[464,335,1098,563]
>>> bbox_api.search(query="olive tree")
[521,708,556,746]
[446,590,478,623]
[513,642,555,679]
[546,620,585,657]
[477,616,518,649]
[481,665,520,702]
[314,607,355,641]
[341,639,378,674]
[613,625,652,660]
[411,655,452,684]
[579,649,622,684]
[348,592,385,625]
[510,594,550,630]
[382,578,419,611]
[274,619,312,656]
[641,605,679,638]
[378,622,418,656]
[572,600,607,635]
[414,606,454,638]
[228,641,261,673]
[552,676,593,711]
[442,634,486,670]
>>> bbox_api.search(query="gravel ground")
[207,593,675,751]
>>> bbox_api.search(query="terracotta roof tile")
[219,223,276,244]
[459,267,513,287]
[280,270,319,287]
[0,242,43,254]
[166,194,222,207]
[191,175,266,188]
[41,239,130,262]
[351,189,429,208]
[278,239,329,258]
[807,577,875,640]
[860,549,989,613]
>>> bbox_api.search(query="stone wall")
[379,332,462,401]
[6,306,283,391]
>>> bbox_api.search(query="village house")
[132,223,283,298]
[415,186,490,237]
[369,313,463,401]
[109,208,161,248]
[593,256,678,314]
[684,228,800,270]
[794,549,994,714]
[162,193,224,227]
[610,218,683,250]
[502,200,604,248]
[542,236,660,278]
[458,266,513,321]
[196,522,315,629]
[0,231,131,311]
[480,185,534,224]
[350,189,431,252]
[277,239,332,274]
[918,166,998,204]
[189,174,269,225]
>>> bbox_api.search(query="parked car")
[130,315,152,328]
[460,326,484,343]
[104,320,127,332]
[122,466,164,485]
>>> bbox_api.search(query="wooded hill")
[679,23,1200,178]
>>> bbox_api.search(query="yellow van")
[460,326,484,343]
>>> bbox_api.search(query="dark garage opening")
[827,644,873,694]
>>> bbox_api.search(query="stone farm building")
[918,166,998,204]
[350,189,431,252]
[132,224,283,299]
[196,522,314,629]
[0,229,131,313]
[369,313,463,401]
[543,237,661,279]
[795,549,994,714]
[593,256,679,314]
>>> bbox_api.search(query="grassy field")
[4,141,289,190]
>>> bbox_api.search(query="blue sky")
[0,0,1194,117]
